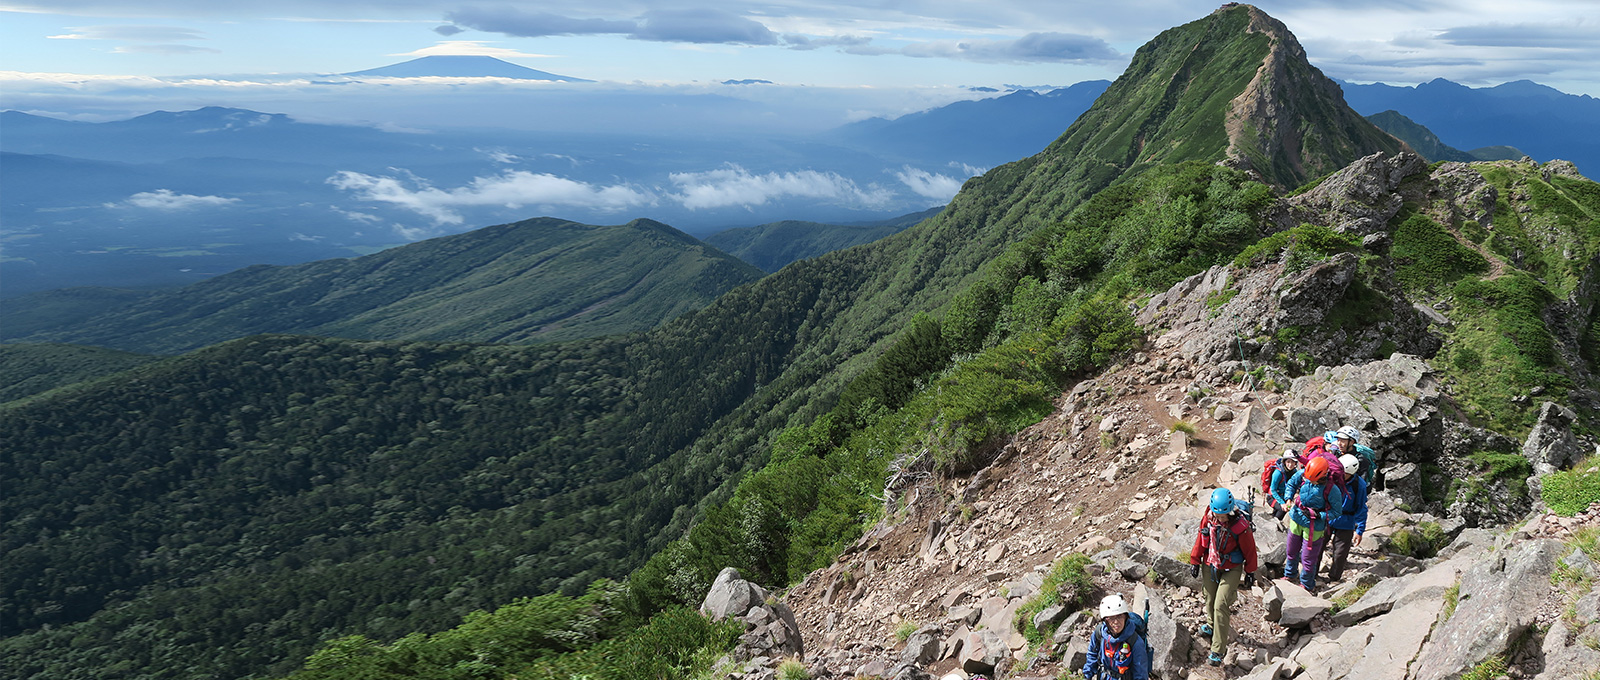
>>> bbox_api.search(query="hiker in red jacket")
[1189,488,1258,667]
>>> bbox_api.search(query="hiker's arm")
[1355,481,1369,535]
[1189,524,1205,565]
[1081,630,1101,678]
[1240,525,1259,574]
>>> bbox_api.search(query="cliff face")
[1221,6,1408,188]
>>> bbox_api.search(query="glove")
[1190,564,1200,578]
[1243,572,1256,588]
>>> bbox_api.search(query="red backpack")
[1301,438,1351,497]
[1259,459,1281,494]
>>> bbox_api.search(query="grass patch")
[1461,450,1534,501]
[1458,655,1507,680]
[893,620,918,644]
[1543,457,1600,516]
[1441,578,1462,623]
[777,658,810,680]
[1329,582,1373,614]
[1438,273,1569,433]
[1233,223,1361,272]
[1169,420,1197,435]
[1390,521,1448,559]
[1016,553,1096,654]
[1390,213,1489,290]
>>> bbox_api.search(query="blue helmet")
[1209,488,1235,514]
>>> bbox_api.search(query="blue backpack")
[1296,479,1333,521]
[1090,609,1153,679]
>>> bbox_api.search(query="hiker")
[1332,426,1377,485]
[1188,488,1258,667]
[1263,453,1301,521]
[1081,594,1151,680]
[1283,456,1344,593]
[1325,453,1370,582]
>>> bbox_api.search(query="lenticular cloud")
[328,170,655,225]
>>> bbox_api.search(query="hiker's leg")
[1202,566,1220,629]
[1283,526,1303,579]
[1300,528,1328,592]
[1327,528,1354,581]
[1210,567,1243,657]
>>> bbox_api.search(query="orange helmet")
[1305,456,1330,483]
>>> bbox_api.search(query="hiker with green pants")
[1189,488,1259,667]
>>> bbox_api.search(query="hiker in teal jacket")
[1282,456,1344,594]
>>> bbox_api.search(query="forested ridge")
[0,6,1434,679]
[1,217,764,354]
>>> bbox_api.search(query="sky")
[2,0,1597,123]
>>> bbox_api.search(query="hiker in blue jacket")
[1325,453,1369,582]
[1266,454,1301,521]
[1082,594,1150,680]
[1282,456,1344,594]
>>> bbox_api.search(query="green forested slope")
[0,6,1416,679]
[704,208,938,272]
[0,343,156,404]
[1,217,763,354]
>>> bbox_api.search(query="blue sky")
[3,1,1597,92]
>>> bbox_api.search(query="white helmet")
[1099,594,1130,618]
[1339,454,1360,475]
[1336,426,1361,443]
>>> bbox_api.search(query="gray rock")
[1288,408,1341,442]
[1532,589,1600,680]
[1288,151,1426,237]
[900,624,944,666]
[888,664,935,680]
[1032,604,1068,631]
[1134,583,1191,678]
[1117,558,1150,582]
[1410,539,1566,680]
[702,567,766,619]
[1333,556,1461,627]
[1153,552,1202,591]
[958,630,1009,674]
[1269,582,1331,627]
[1522,402,1583,475]
[1435,527,1496,561]
[1341,597,1448,680]
[1276,252,1358,327]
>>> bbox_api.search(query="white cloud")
[110,189,239,210]
[328,169,655,225]
[389,41,556,59]
[669,165,894,210]
[332,207,383,224]
[895,167,967,202]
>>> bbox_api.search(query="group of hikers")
[1081,426,1377,679]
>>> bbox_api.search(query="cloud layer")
[110,189,239,210]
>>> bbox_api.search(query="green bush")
[1390,214,1489,289]
[1232,223,1360,271]
[1388,521,1447,559]
[1542,457,1600,516]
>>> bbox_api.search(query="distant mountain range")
[2,217,762,354]
[1341,78,1599,176]
[1365,110,1522,163]
[340,55,591,82]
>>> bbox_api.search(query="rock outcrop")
[702,567,805,661]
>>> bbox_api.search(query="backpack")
[1295,478,1333,521]
[1259,459,1281,495]
[1202,504,1253,568]
[1303,436,1351,498]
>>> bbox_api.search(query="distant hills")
[0,344,156,404]
[704,207,941,272]
[2,217,762,354]
[1342,77,1599,176]
[341,55,591,82]
[1365,110,1523,163]
[834,81,1111,166]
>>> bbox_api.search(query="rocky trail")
[697,255,1600,679]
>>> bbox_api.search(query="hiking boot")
[1208,653,1224,666]
[1199,624,1214,637]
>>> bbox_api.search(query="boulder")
[1275,253,1358,327]
[1522,402,1583,475]
[900,624,944,666]
[1134,583,1192,678]
[1266,582,1330,627]
[1410,539,1566,680]
[888,664,935,680]
[702,567,767,619]
[1286,623,1367,680]
[1229,404,1272,461]
[1287,354,1441,463]
[1153,552,1202,591]
[958,630,1009,674]
[1339,597,1447,680]
[1288,408,1341,442]
[1332,556,1461,627]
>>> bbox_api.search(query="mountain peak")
[1046,3,1402,189]
[341,55,592,82]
